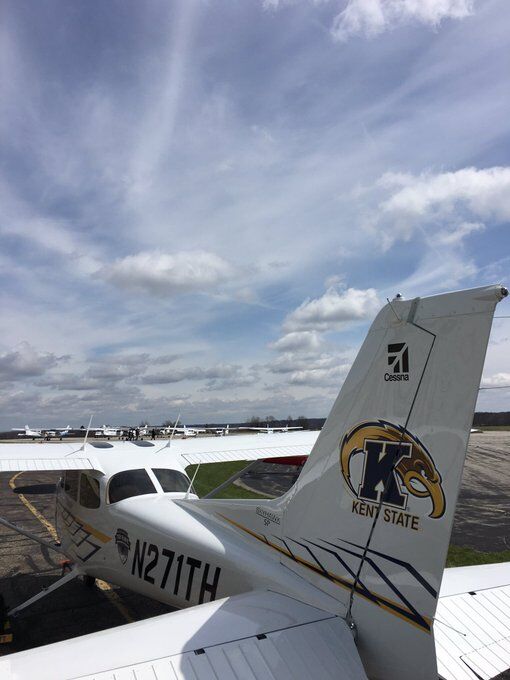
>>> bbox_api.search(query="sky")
[1,0,510,427]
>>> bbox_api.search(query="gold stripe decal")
[218,513,432,634]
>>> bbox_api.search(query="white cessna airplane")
[203,424,231,436]
[12,425,72,440]
[93,425,125,438]
[172,425,206,438]
[12,425,43,439]
[0,285,509,680]
[240,424,303,434]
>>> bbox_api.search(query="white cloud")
[288,364,349,387]
[283,287,380,332]
[331,0,474,41]
[436,221,485,246]
[365,166,510,250]
[0,342,67,381]
[380,166,510,222]
[142,363,244,385]
[105,251,235,297]
[271,352,339,374]
[269,349,351,387]
[481,373,510,388]
[271,331,323,353]
[393,249,478,295]
[36,373,104,391]
[0,181,103,276]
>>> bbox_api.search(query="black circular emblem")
[115,528,131,565]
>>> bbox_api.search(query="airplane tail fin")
[279,285,507,680]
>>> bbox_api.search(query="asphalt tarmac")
[0,431,507,670]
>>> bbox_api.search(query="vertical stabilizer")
[280,285,507,680]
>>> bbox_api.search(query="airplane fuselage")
[55,480,335,614]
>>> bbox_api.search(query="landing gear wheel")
[83,575,95,588]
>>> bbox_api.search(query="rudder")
[280,284,507,680]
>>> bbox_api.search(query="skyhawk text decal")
[256,507,281,526]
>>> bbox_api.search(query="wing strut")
[9,566,82,617]
[0,516,64,554]
[203,460,259,499]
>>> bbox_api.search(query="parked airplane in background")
[241,424,302,434]
[159,424,206,438]
[203,424,231,436]
[214,424,230,436]
[12,425,72,440]
[93,426,125,439]
[13,426,43,439]
[175,425,205,438]
[0,285,509,680]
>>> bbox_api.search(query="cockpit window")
[152,468,192,494]
[79,474,100,509]
[63,470,80,501]
[108,469,157,504]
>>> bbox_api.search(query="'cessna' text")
[384,373,409,381]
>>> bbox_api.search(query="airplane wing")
[169,430,319,466]
[0,589,367,680]
[0,443,102,473]
[435,563,510,680]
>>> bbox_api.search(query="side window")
[152,468,192,493]
[63,471,80,501]
[79,474,100,509]
[108,469,157,504]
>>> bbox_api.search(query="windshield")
[152,468,193,494]
[108,469,157,504]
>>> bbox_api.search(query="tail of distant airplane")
[277,284,507,679]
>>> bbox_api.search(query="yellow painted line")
[9,472,133,624]
[95,579,134,623]
[9,472,59,542]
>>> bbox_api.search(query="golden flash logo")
[340,420,445,519]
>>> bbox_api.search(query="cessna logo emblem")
[340,420,445,519]
[385,343,409,381]
[115,528,131,565]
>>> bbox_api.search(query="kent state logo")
[340,420,446,521]
[115,528,131,565]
